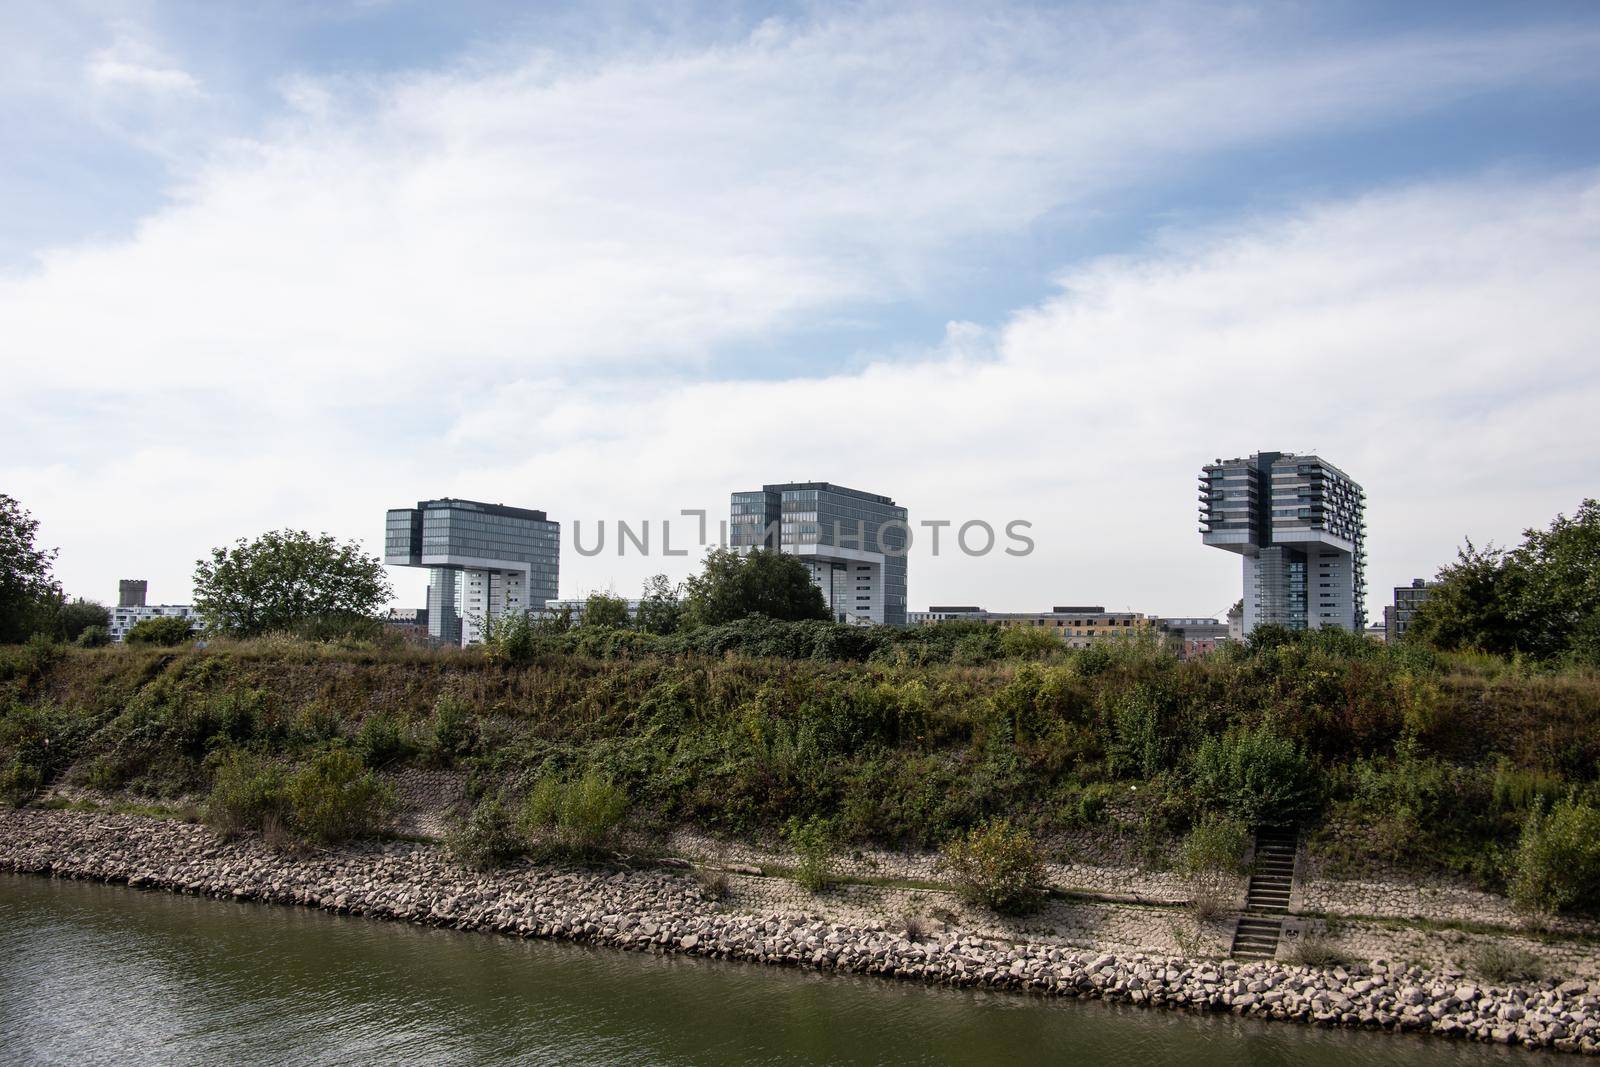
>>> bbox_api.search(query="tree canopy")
[581,592,632,630]
[0,494,59,644]
[681,548,830,627]
[1409,499,1600,665]
[193,529,392,638]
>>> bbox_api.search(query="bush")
[1509,799,1600,916]
[1179,814,1247,918]
[1466,941,1546,985]
[784,815,838,892]
[521,770,629,859]
[2,758,43,806]
[1285,930,1350,969]
[126,616,197,646]
[205,750,288,836]
[355,711,409,768]
[1191,724,1321,826]
[74,625,110,649]
[694,867,730,901]
[429,691,478,764]
[447,797,523,869]
[941,818,1047,914]
[482,611,539,666]
[286,748,393,843]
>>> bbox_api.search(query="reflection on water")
[0,873,1561,1066]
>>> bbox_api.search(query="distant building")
[1200,451,1367,634]
[908,606,1154,649]
[545,597,644,627]
[1157,617,1231,660]
[385,498,560,647]
[1364,622,1389,643]
[1385,578,1434,644]
[730,482,908,626]
[106,581,202,642]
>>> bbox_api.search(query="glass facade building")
[729,482,908,626]
[1199,452,1366,634]
[385,499,559,646]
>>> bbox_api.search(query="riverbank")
[3,808,1597,1056]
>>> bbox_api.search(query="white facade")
[106,604,203,642]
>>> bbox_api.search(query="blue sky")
[4,1,1600,618]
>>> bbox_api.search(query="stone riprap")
[2,809,1598,1056]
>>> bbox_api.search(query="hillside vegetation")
[2,623,1598,909]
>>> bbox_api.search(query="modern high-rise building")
[729,482,908,626]
[384,498,560,647]
[1199,452,1366,634]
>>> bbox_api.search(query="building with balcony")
[385,498,559,646]
[1199,452,1366,634]
[729,482,908,626]
[106,580,203,642]
[907,606,1155,649]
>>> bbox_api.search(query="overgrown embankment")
[2,630,1598,910]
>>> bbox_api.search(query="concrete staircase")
[1229,825,1298,960]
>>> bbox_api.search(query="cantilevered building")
[385,499,559,646]
[1199,452,1366,634]
[729,482,908,626]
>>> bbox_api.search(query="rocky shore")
[3,808,1598,1056]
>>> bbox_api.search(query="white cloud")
[87,51,201,96]
[4,5,1599,615]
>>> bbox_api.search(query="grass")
[1,632,1597,897]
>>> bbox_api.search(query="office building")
[106,580,203,642]
[1200,452,1366,634]
[385,498,560,647]
[730,482,908,626]
[908,606,1154,649]
[1157,616,1231,659]
[1385,578,1434,643]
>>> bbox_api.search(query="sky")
[3,0,1599,620]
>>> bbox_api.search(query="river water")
[0,873,1561,1066]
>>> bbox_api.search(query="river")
[0,873,1561,1066]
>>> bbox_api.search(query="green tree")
[681,548,829,627]
[126,615,197,646]
[1513,499,1600,663]
[1406,540,1522,656]
[52,599,109,643]
[1410,501,1600,664]
[635,573,684,635]
[193,530,392,638]
[0,494,59,644]
[581,592,632,629]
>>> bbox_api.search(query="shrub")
[1509,799,1600,916]
[482,611,539,666]
[521,770,629,859]
[1467,941,1546,985]
[694,867,730,901]
[74,625,110,649]
[997,626,1064,660]
[1285,930,1350,969]
[2,758,43,807]
[941,818,1047,914]
[286,748,393,843]
[1191,724,1321,825]
[205,750,288,836]
[429,691,478,763]
[447,797,523,869]
[126,616,196,646]
[1179,814,1248,918]
[784,815,838,892]
[355,711,409,768]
